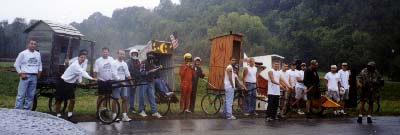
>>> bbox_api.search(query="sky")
[0,0,180,24]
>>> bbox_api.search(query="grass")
[0,61,399,118]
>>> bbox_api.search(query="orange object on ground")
[179,64,194,111]
[312,95,341,108]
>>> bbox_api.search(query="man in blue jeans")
[243,58,258,116]
[138,51,162,118]
[126,49,141,113]
[14,39,42,110]
[223,57,246,120]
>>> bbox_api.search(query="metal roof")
[24,20,84,37]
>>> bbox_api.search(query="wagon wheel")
[201,94,222,115]
[48,97,68,113]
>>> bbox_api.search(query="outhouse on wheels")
[207,33,243,90]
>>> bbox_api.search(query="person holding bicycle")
[223,57,246,120]
[55,53,96,123]
[243,58,258,116]
[357,61,383,124]
[265,62,281,121]
[279,63,293,118]
[111,50,133,122]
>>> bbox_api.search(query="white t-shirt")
[267,69,280,95]
[113,60,130,81]
[61,62,93,83]
[324,72,341,91]
[295,70,306,88]
[279,70,291,87]
[338,69,350,89]
[288,69,297,88]
[69,57,88,71]
[94,56,117,81]
[14,49,42,74]
[224,65,236,89]
[244,66,257,83]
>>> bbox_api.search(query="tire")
[48,97,68,113]
[97,97,120,124]
[158,97,171,116]
[201,94,222,115]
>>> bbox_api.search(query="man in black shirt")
[303,60,322,117]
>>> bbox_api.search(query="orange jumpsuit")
[179,64,194,111]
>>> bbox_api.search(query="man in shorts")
[279,63,293,117]
[338,62,350,115]
[303,60,322,117]
[324,65,342,115]
[294,63,307,115]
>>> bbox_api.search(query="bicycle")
[32,79,67,113]
[155,85,180,116]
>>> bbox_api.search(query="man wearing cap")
[126,49,141,113]
[303,60,322,117]
[338,62,350,115]
[179,53,195,113]
[357,61,383,123]
[190,57,205,112]
[324,65,342,115]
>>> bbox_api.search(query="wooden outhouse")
[208,33,243,90]
[24,20,94,84]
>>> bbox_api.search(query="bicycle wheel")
[48,97,68,113]
[97,96,120,124]
[233,96,244,114]
[201,94,222,115]
[157,97,171,116]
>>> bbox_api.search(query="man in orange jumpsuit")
[179,53,195,113]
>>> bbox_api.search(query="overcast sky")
[0,0,180,24]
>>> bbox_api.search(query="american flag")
[170,31,179,49]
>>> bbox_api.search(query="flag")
[170,31,179,49]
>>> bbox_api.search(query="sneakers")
[357,116,362,123]
[265,117,275,122]
[243,113,250,116]
[122,115,132,122]
[67,116,77,124]
[152,112,163,118]
[367,117,372,123]
[297,109,305,115]
[112,113,120,122]
[341,110,347,115]
[252,112,259,116]
[166,92,174,96]
[227,116,237,120]
[130,110,137,114]
[139,111,148,117]
[333,110,338,116]
[184,110,192,113]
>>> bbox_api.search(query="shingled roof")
[24,20,84,37]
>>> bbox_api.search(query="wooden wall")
[208,34,242,90]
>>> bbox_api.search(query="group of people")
[13,39,383,124]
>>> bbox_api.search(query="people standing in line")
[279,63,293,118]
[303,60,323,118]
[265,62,281,121]
[190,57,205,112]
[111,50,133,122]
[179,53,195,113]
[223,57,246,120]
[294,63,307,115]
[138,51,163,118]
[14,39,42,110]
[357,61,383,124]
[242,58,258,116]
[55,53,96,123]
[324,65,342,115]
[126,49,141,114]
[338,62,350,115]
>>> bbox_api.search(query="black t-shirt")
[303,68,319,87]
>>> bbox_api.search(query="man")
[303,60,322,118]
[324,65,342,115]
[66,49,89,70]
[279,63,293,117]
[243,58,258,116]
[288,63,297,91]
[126,49,141,113]
[14,39,42,110]
[223,57,246,120]
[357,61,383,123]
[179,53,195,113]
[294,63,307,115]
[190,57,205,112]
[93,47,117,113]
[138,51,163,118]
[266,62,281,121]
[338,62,350,115]
[153,55,174,97]
[111,50,133,122]
[55,53,96,123]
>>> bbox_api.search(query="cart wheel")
[201,94,222,115]
[97,96,120,124]
[157,97,171,116]
[233,96,244,114]
[48,97,68,113]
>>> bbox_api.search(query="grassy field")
[0,62,399,118]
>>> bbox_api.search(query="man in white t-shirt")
[66,49,89,71]
[288,63,297,90]
[338,62,350,115]
[279,63,293,117]
[324,65,342,115]
[266,62,281,121]
[223,57,246,120]
[111,50,133,122]
[93,47,118,113]
[243,58,258,116]
[294,63,307,115]
[14,39,42,110]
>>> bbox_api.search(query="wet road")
[78,117,400,135]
